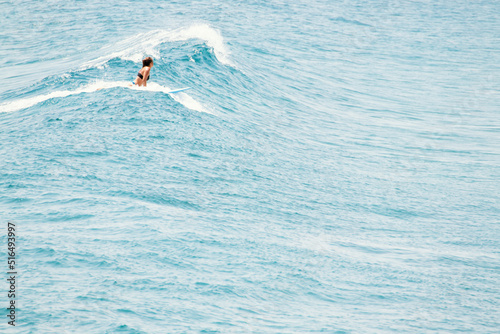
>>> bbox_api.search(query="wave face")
[1,1,499,333]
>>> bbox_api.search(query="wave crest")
[82,24,234,69]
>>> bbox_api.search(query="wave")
[82,24,234,69]
[329,16,372,27]
[0,81,210,114]
[0,24,225,115]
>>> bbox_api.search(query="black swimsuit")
[137,72,150,81]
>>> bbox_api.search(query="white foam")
[0,83,125,113]
[82,24,234,69]
[166,24,234,66]
[0,81,210,114]
[146,82,210,114]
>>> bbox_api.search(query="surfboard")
[167,87,191,94]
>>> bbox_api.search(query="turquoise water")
[1,0,499,332]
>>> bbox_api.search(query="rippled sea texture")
[1,0,499,332]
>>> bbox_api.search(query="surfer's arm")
[143,67,151,87]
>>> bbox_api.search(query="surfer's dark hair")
[143,57,153,67]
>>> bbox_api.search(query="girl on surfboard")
[132,57,153,87]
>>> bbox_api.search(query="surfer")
[132,57,153,87]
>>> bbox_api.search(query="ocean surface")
[1,0,499,333]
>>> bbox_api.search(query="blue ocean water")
[1,0,499,332]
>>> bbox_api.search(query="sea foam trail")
[82,24,234,69]
[146,82,209,114]
[0,81,209,114]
